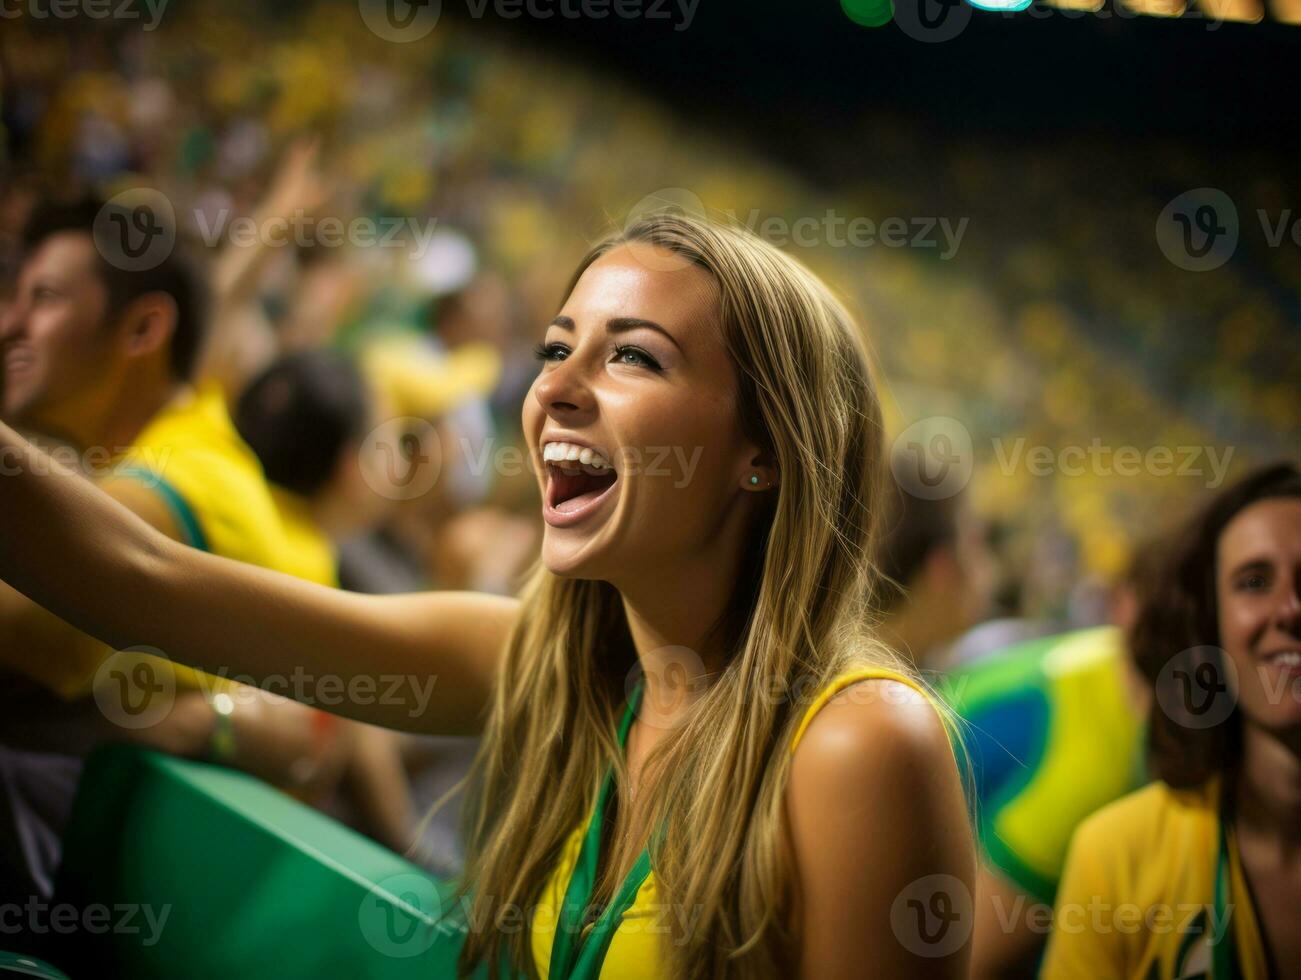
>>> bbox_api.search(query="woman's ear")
[740,446,780,491]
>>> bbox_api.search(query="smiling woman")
[0,211,974,980]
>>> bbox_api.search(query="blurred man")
[877,477,996,669]
[0,198,352,907]
[233,349,418,852]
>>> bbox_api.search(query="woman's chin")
[540,538,604,579]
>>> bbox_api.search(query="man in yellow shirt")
[0,197,350,904]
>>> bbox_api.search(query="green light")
[842,0,895,26]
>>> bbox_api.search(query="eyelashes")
[532,342,662,372]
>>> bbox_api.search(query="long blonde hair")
[439,212,961,979]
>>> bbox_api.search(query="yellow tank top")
[529,666,957,979]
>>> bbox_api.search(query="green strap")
[114,468,210,552]
[549,682,654,980]
[1212,789,1240,980]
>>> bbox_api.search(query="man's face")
[1,232,115,428]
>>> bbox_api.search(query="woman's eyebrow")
[1227,557,1272,578]
[549,315,683,353]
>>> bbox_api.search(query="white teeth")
[542,441,610,470]
[1268,651,1301,667]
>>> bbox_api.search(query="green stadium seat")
[49,744,498,979]
[0,952,71,978]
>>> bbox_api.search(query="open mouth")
[546,459,618,515]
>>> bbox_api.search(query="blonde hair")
[434,212,965,979]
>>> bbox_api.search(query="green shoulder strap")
[1212,785,1241,980]
[548,682,655,980]
[113,467,210,552]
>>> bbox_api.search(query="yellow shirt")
[529,665,960,979]
[268,485,340,589]
[6,382,311,697]
[1042,778,1269,980]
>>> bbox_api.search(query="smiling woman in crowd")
[1043,461,1301,980]
[0,211,974,980]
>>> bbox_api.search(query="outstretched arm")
[0,421,518,734]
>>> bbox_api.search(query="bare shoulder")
[784,677,974,977]
[790,677,955,782]
[786,674,966,840]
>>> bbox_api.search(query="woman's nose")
[533,355,595,417]
[1275,576,1301,634]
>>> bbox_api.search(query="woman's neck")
[617,559,736,731]
[1235,723,1301,862]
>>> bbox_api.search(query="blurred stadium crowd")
[4,6,1296,607]
[0,4,1298,978]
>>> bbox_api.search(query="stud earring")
[749,474,760,486]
